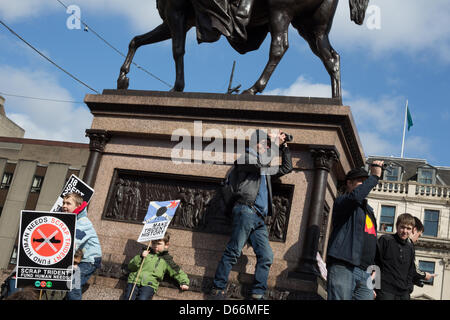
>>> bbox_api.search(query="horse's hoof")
[117,76,129,90]
[241,88,257,95]
[170,86,184,92]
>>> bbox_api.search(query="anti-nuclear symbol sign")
[22,216,72,265]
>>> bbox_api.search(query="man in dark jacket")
[375,213,416,300]
[211,129,292,300]
[326,161,383,300]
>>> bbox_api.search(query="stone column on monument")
[83,129,111,187]
[295,146,339,278]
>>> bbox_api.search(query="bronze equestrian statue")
[117,0,370,100]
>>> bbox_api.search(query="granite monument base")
[81,90,365,300]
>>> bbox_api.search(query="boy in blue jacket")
[326,161,383,300]
[62,192,102,300]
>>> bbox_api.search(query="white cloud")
[346,94,410,158]
[264,76,333,98]
[332,0,450,62]
[346,95,405,132]
[2,0,449,61]
[403,135,432,160]
[359,131,398,156]
[0,0,162,32]
[0,0,56,21]
[264,76,418,158]
[0,65,92,143]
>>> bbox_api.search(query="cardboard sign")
[137,200,180,243]
[16,211,77,291]
[51,175,94,212]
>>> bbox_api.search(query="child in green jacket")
[124,232,189,300]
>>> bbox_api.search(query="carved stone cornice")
[309,146,339,171]
[416,239,450,251]
[85,129,111,153]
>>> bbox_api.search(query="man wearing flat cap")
[326,160,384,300]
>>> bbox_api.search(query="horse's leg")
[294,2,341,99]
[166,2,190,92]
[117,23,171,89]
[318,34,341,99]
[242,10,291,95]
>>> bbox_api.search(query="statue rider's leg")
[235,0,254,26]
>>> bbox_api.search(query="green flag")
[407,106,413,131]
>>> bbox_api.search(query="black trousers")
[376,290,410,300]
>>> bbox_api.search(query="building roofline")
[368,155,450,170]
[367,155,427,162]
[0,136,89,149]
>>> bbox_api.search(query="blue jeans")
[66,261,99,300]
[327,262,374,300]
[213,204,273,295]
[7,277,21,297]
[123,283,155,300]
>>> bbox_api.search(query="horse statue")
[117,0,370,100]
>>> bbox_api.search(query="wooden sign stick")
[128,242,151,300]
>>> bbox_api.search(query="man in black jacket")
[375,213,416,300]
[326,161,383,300]
[211,129,292,300]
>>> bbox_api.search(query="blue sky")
[0,0,449,167]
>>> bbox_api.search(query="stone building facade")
[367,156,450,300]
[0,96,25,138]
[0,136,89,269]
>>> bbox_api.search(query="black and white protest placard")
[16,211,77,291]
[51,175,94,212]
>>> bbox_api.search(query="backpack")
[220,163,240,216]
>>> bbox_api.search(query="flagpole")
[400,99,408,158]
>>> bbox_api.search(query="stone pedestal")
[82,90,365,299]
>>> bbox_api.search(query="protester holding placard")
[62,192,102,300]
[124,232,189,300]
[51,175,95,213]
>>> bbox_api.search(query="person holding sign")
[124,232,189,300]
[62,193,102,300]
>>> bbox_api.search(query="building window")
[418,168,435,185]
[423,209,439,237]
[9,246,18,265]
[379,205,396,232]
[384,166,400,181]
[0,172,13,189]
[418,261,435,285]
[31,175,44,193]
